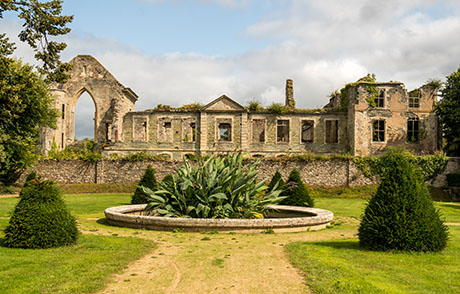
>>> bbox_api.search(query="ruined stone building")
[40,55,441,159]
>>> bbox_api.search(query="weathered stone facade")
[41,55,441,158]
[40,55,138,152]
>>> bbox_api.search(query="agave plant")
[140,153,284,219]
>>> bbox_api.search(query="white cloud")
[2,0,460,138]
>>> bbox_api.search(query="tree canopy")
[0,57,58,185]
[0,0,73,82]
[436,67,460,156]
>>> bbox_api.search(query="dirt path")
[91,226,356,294]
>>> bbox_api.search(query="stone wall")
[20,158,375,187]
[21,157,458,187]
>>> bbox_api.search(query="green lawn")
[0,193,155,294]
[287,198,460,294]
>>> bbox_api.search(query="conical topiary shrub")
[280,168,314,207]
[268,170,287,193]
[4,174,78,249]
[358,149,449,252]
[131,165,158,204]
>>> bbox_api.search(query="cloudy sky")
[2,0,460,139]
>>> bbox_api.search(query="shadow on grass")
[438,203,460,210]
[309,240,362,251]
[96,218,110,226]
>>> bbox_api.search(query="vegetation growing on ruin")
[425,78,443,88]
[140,152,285,218]
[47,139,102,162]
[352,149,448,181]
[266,103,290,114]
[247,100,264,111]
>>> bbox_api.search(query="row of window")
[372,118,420,142]
[220,119,339,144]
[134,118,340,144]
[372,91,420,108]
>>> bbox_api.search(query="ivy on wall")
[352,150,448,181]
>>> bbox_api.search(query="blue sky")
[2,0,460,139]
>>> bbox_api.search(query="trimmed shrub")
[131,165,158,204]
[280,169,314,207]
[358,149,449,252]
[267,170,286,193]
[4,175,78,249]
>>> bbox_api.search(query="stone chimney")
[285,79,295,108]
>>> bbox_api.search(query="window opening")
[252,119,265,143]
[409,91,420,108]
[218,123,232,141]
[407,117,420,142]
[301,120,314,143]
[374,91,385,108]
[277,120,290,143]
[325,120,339,143]
[372,120,385,142]
[62,104,65,119]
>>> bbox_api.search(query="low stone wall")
[19,158,375,187]
[20,157,458,187]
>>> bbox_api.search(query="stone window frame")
[132,115,149,142]
[324,119,339,144]
[372,119,386,143]
[299,118,315,144]
[181,117,197,143]
[215,116,234,143]
[407,116,420,143]
[250,116,267,144]
[276,117,291,144]
[374,89,385,108]
[157,116,173,143]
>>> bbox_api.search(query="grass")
[0,193,155,294]
[287,227,460,294]
[0,190,459,293]
[286,198,460,294]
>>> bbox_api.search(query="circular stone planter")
[104,204,333,233]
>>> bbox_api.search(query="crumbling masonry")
[40,55,441,159]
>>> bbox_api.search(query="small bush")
[4,175,78,249]
[358,149,449,252]
[268,170,286,193]
[280,169,314,207]
[247,100,263,111]
[131,165,158,204]
[267,103,289,114]
[446,173,460,187]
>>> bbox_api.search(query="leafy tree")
[358,149,448,252]
[4,173,78,248]
[131,165,158,204]
[0,0,73,82]
[0,58,58,186]
[280,168,314,207]
[0,1,72,186]
[436,67,460,156]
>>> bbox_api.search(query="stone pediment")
[201,95,245,112]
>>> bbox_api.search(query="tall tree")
[0,0,72,186]
[436,67,460,156]
[0,58,58,185]
[0,0,73,82]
